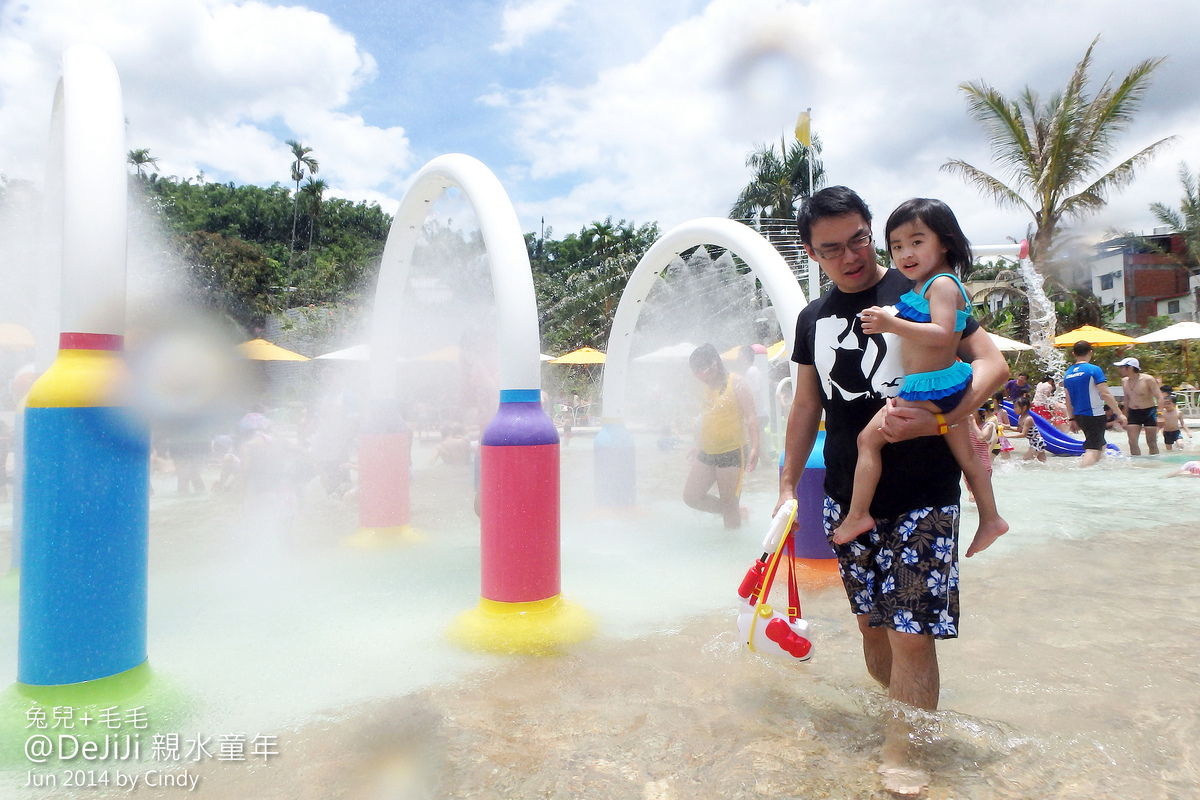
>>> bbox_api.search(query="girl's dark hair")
[1014,395,1031,410]
[884,198,972,275]
[689,343,727,381]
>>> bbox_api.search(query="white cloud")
[492,0,577,55]
[0,0,411,201]
[3,0,1197,252]
[498,0,1200,247]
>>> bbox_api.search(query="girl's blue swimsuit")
[893,273,974,412]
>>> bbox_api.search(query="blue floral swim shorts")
[823,497,960,639]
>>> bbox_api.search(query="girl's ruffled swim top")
[894,272,973,332]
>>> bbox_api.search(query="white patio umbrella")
[315,343,371,361]
[986,331,1033,352]
[1134,320,1200,344]
[1136,320,1200,379]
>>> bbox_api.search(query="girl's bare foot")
[832,510,874,544]
[965,516,1009,557]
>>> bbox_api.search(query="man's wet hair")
[1073,340,1092,356]
[796,186,872,245]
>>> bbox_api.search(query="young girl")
[965,402,998,503]
[991,391,1015,459]
[1014,396,1047,462]
[833,198,1008,556]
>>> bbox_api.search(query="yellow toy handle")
[746,503,797,652]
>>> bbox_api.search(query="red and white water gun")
[736,499,812,661]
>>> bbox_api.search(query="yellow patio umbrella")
[548,346,606,364]
[1052,325,1139,348]
[238,338,310,361]
[766,340,787,360]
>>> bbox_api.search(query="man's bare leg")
[1080,447,1103,468]
[1126,423,1143,456]
[879,630,938,796]
[1144,426,1160,455]
[858,615,892,688]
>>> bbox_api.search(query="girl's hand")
[859,305,893,335]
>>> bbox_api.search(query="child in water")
[1014,396,1047,462]
[832,198,1008,556]
[1159,390,1193,451]
[1166,460,1200,477]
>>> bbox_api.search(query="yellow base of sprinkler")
[447,595,595,656]
[0,662,193,767]
[345,525,425,548]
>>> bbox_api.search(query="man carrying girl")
[776,187,1008,794]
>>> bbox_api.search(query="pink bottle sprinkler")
[362,154,592,653]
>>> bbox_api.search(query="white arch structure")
[601,218,808,421]
[369,154,542,401]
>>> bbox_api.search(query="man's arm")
[878,327,1008,442]
[1098,382,1126,423]
[775,364,822,512]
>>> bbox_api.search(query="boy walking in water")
[1158,388,1193,450]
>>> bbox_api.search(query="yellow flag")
[795,108,811,147]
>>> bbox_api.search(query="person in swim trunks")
[1116,357,1164,456]
[1063,341,1126,467]
[775,187,1009,793]
[1158,390,1193,450]
[683,343,759,528]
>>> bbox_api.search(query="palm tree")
[730,136,823,222]
[127,148,159,179]
[1150,164,1200,276]
[586,218,616,259]
[285,139,319,259]
[300,177,326,254]
[943,37,1173,274]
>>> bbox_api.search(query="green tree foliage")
[527,217,661,352]
[180,230,279,328]
[127,148,159,179]
[1150,164,1200,276]
[285,140,318,258]
[137,175,389,331]
[943,37,1173,275]
[730,135,824,222]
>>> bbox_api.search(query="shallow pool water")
[1,430,1198,798]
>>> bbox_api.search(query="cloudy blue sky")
[1,0,1198,248]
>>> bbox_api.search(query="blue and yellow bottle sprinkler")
[17,44,151,688]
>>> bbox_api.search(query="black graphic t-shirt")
[793,269,980,517]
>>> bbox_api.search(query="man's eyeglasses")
[811,232,873,261]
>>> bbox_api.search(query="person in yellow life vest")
[683,343,760,528]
